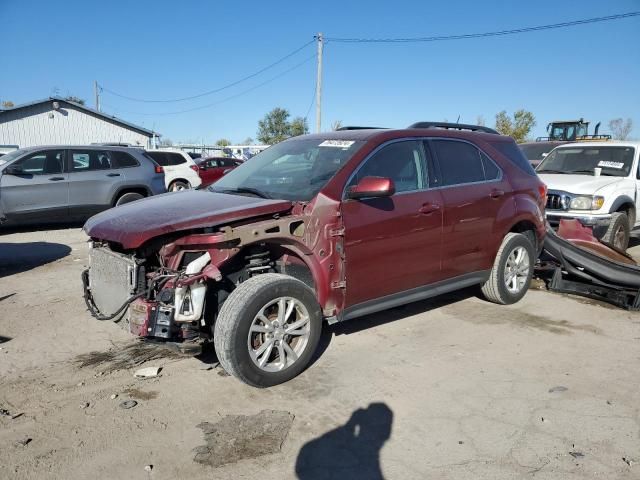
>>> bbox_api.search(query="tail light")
[189,165,199,172]
[155,165,164,174]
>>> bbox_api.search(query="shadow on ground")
[0,221,84,235]
[0,242,72,277]
[295,403,393,479]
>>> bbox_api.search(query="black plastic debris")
[119,400,138,409]
[549,386,568,393]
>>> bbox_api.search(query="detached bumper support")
[549,267,640,310]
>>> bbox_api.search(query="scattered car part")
[542,219,640,310]
[134,366,161,378]
[119,400,138,409]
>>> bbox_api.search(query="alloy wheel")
[503,246,530,294]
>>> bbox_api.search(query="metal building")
[0,97,157,149]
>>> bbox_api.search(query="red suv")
[83,122,546,387]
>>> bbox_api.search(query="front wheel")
[481,232,534,305]
[214,273,322,387]
[600,212,630,251]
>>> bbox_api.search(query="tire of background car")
[600,212,630,251]
[115,192,145,207]
[214,273,322,387]
[481,232,535,305]
[169,180,190,192]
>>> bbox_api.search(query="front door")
[0,149,69,223]
[341,140,444,307]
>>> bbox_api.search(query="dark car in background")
[195,156,242,187]
[519,141,566,168]
[0,145,165,226]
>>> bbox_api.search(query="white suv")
[145,149,202,191]
[537,141,640,250]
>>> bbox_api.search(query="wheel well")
[169,178,189,186]
[509,220,537,250]
[615,202,635,227]
[221,243,316,292]
[112,187,149,206]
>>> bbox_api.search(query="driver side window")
[349,140,424,193]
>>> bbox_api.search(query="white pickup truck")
[537,141,640,250]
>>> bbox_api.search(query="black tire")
[214,273,322,387]
[115,192,144,206]
[481,232,534,305]
[169,180,190,192]
[600,212,630,251]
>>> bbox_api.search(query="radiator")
[88,246,139,316]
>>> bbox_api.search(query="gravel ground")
[1,226,639,480]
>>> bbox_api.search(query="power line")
[100,39,315,103]
[101,54,316,116]
[325,12,640,43]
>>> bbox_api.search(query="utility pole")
[315,32,323,133]
[94,80,100,112]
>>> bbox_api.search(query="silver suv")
[0,145,165,226]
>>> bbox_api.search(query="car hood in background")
[84,190,293,249]
[537,174,621,195]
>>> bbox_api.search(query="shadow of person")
[295,403,393,480]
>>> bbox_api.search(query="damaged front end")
[541,219,640,310]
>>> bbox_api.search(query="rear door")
[67,149,126,217]
[0,149,69,222]
[428,139,511,279]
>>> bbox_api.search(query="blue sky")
[1,0,639,143]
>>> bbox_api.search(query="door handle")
[107,173,121,177]
[490,189,505,199]
[49,177,65,181]
[419,203,441,215]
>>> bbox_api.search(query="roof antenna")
[456,115,461,124]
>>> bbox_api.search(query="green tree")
[608,118,633,140]
[242,137,254,145]
[289,117,309,137]
[215,138,231,147]
[494,109,536,143]
[65,96,86,105]
[1,100,14,108]
[257,107,292,144]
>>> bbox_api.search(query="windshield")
[519,143,556,161]
[210,138,364,201]
[537,146,635,177]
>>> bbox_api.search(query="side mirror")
[4,165,24,175]
[347,176,395,200]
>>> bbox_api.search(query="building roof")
[0,97,157,137]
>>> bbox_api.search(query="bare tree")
[331,120,343,131]
[476,115,486,127]
[608,118,633,140]
[215,138,231,147]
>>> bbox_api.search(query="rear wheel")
[481,232,534,305]
[115,192,144,206]
[600,212,630,251]
[214,273,322,387]
[169,180,190,192]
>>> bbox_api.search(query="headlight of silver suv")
[570,195,605,210]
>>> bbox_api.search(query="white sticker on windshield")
[597,161,624,169]
[319,140,354,148]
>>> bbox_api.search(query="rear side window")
[490,140,537,176]
[431,140,485,186]
[71,150,112,171]
[110,151,139,168]
[146,151,185,166]
[168,153,186,165]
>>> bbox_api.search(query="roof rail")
[408,122,499,135]
[336,126,387,131]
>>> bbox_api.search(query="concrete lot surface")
[1,226,639,479]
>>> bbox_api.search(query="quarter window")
[432,140,485,186]
[480,152,500,180]
[15,150,64,174]
[111,151,139,168]
[349,140,424,193]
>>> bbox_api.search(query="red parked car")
[82,122,546,387]
[195,156,242,187]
